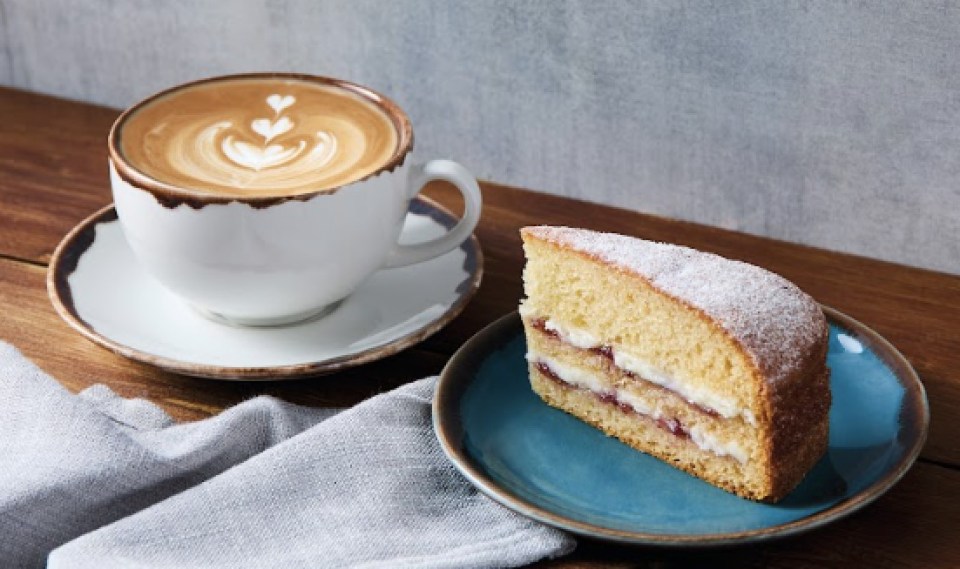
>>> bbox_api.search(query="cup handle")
[383,159,482,268]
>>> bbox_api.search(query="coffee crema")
[117,77,400,197]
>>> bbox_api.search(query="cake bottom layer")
[530,365,771,501]
[524,320,757,463]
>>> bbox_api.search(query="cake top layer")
[522,226,827,385]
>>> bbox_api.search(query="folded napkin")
[0,343,574,568]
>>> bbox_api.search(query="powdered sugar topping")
[524,226,826,385]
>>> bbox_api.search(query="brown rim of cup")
[107,72,415,209]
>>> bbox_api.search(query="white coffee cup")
[108,73,481,326]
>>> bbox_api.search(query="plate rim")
[47,196,483,381]
[433,306,929,546]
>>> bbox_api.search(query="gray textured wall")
[2,1,959,274]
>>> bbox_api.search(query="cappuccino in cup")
[118,77,400,198]
[109,74,481,325]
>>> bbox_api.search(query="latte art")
[117,78,400,197]
[214,96,337,172]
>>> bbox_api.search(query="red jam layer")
[535,360,690,440]
[530,318,720,419]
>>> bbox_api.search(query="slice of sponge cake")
[519,226,830,502]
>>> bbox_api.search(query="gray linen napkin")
[0,342,333,567]
[0,343,574,568]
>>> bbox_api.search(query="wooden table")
[1,86,958,567]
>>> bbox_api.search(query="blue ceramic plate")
[434,307,928,546]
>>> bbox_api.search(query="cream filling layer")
[529,352,749,464]
[521,309,757,426]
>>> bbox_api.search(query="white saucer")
[48,198,482,380]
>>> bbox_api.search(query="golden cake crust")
[521,226,828,393]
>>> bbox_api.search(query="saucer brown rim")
[47,196,483,380]
[108,72,415,209]
[433,307,929,546]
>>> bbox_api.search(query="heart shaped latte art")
[251,116,294,143]
[217,130,337,172]
[266,94,296,114]
[221,136,308,171]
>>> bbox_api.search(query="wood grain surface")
[1,86,957,567]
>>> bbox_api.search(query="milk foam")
[117,78,400,197]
